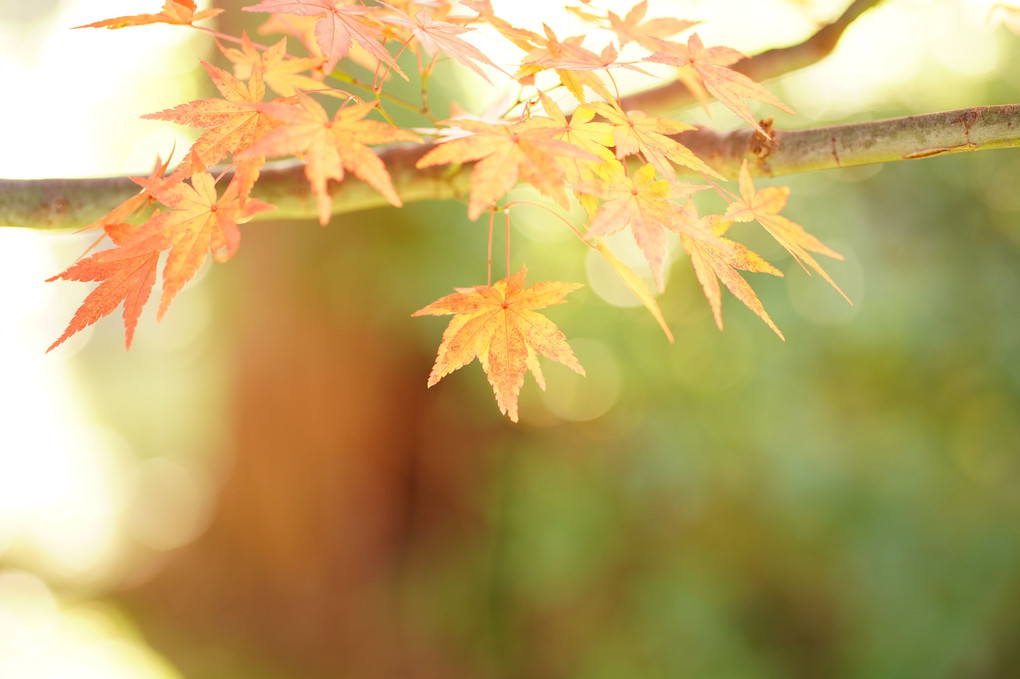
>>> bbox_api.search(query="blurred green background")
[1,1,1019,677]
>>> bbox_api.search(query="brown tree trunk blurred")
[127,216,496,679]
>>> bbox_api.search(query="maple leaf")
[47,224,160,351]
[74,0,223,29]
[723,160,848,301]
[586,101,721,180]
[413,266,584,422]
[679,206,785,339]
[48,173,273,352]
[607,0,697,51]
[220,33,326,97]
[538,94,614,159]
[592,239,674,343]
[518,24,605,72]
[380,8,501,82]
[257,13,323,56]
[515,24,613,101]
[461,0,544,53]
[240,92,421,224]
[142,60,281,175]
[645,33,794,137]
[142,173,274,317]
[80,153,178,237]
[416,117,592,221]
[243,0,406,78]
[536,93,616,217]
[576,162,709,290]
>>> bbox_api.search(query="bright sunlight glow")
[0,1,218,676]
[0,0,1009,673]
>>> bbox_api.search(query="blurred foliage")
[87,120,1020,677]
[4,3,1020,679]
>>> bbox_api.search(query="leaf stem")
[502,199,590,246]
[194,25,268,51]
[487,205,495,285]
[330,71,426,117]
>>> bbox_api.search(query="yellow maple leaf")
[723,160,848,302]
[412,266,585,422]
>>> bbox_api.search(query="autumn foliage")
[51,0,847,421]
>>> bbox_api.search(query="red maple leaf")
[413,266,584,422]
[74,0,223,29]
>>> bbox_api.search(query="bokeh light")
[2,1,1019,677]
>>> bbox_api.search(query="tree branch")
[677,104,1020,178]
[2,105,1016,230]
[1,0,1013,231]
[619,0,886,113]
[0,0,893,230]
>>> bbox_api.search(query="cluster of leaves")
[52,0,845,422]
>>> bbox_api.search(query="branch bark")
[2,105,1016,230]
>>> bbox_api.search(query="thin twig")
[619,0,886,113]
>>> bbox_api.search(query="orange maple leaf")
[380,8,501,82]
[241,92,420,224]
[74,0,223,29]
[538,94,615,164]
[680,207,785,339]
[47,224,161,352]
[142,60,281,176]
[79,153,178,237]
[536,93,616,217]
[607,0,697,51]
[646,33,794,137]
[592,238,674,343]
[461,0,544,53]
[723,160,848,301]
[518,24,605,72]
[219,33,326,97]
[576,162,709,289]
[243,0,406,77]
[48,173,273,352]
[416,117,592,221]
[257,14,322,57]
[413,266,584,422]
[586,101,721,180]
[515,24,612,101]
[143,173,274,317]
